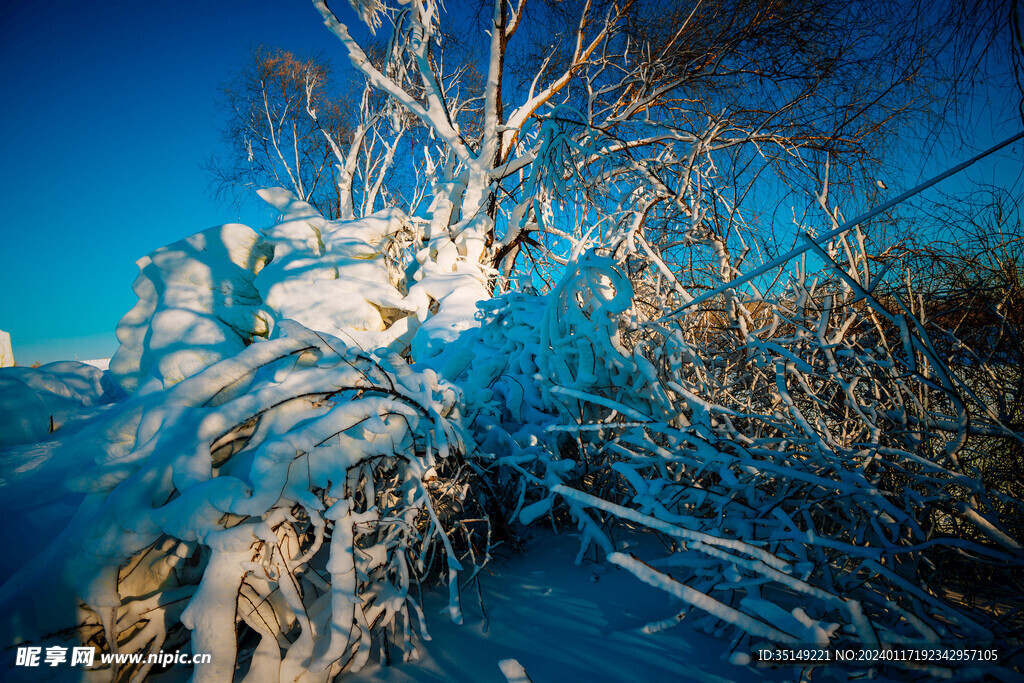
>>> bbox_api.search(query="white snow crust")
[0,361,118,448]
[108,222,272,394]
[0,329,12,368]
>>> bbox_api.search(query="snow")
[408,259,489,360]
[108,222,272,394]
[0,324,474,677]
[498,659,530,683]
[346,530,762,683]
[255,189,418,354]
[0,329,12,367]
[0,360,118,448]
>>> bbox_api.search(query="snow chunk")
[0,329,12,367]
[408,260,488,361]
[499,658,532,682]
[109,223,272,394]
[256,188,417,352]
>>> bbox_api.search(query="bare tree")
[304,0,960,363]
[207,47,354,218]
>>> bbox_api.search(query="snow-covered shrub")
[0,323,483,680]
[451,240,1024,675]
[0,187,491,680]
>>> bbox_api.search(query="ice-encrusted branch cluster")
[448,234,1024,675]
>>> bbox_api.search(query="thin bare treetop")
[303,0,993,297]
[208,47,350,217]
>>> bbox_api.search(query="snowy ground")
[349,531,787,683]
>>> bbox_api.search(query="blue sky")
[0,0,1020,365]
[0,0,359,364]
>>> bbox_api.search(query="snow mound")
[108,222,273,394]
[0,361,119,448]
[256,188,418,353]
